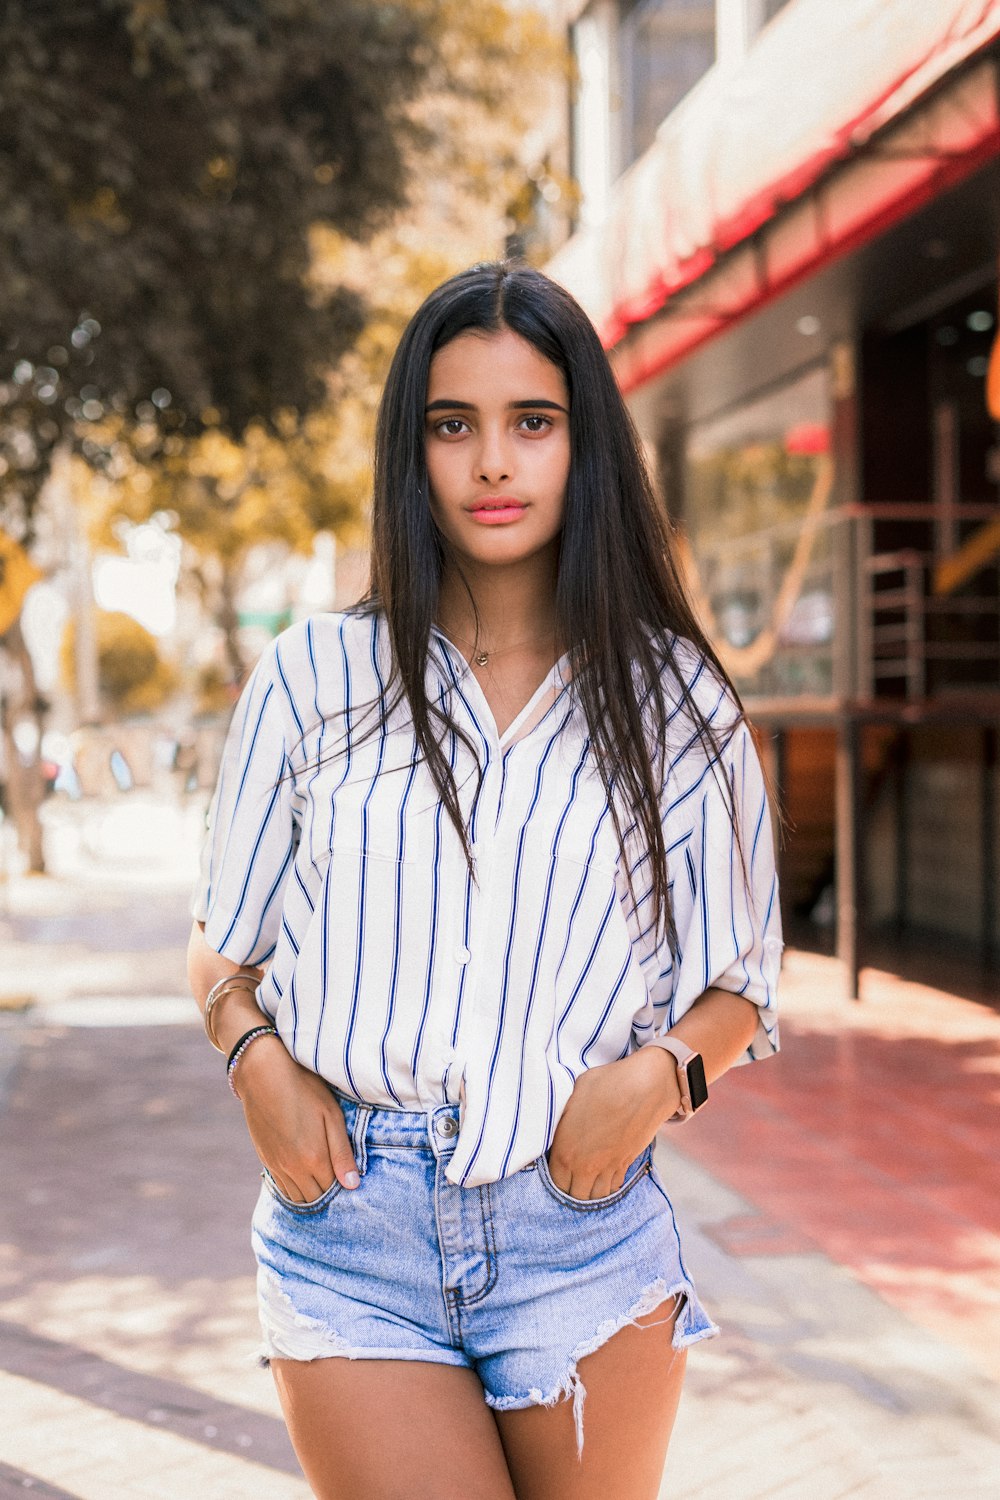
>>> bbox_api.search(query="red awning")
[549,0,1000,382]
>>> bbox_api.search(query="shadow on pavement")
[0,1017,301,1477]
[0,1319,300,1476]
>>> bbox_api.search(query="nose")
[475,424,512,485]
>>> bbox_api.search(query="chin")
[474,540,552,568]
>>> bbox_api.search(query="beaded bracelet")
[227,1024,279,1096]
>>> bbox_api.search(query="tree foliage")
[0,0,566,586]
[61,608,177,715]
[80,407,369,676]
[0,0,566,868]
[0,0,448,544]
[35,2,564,669]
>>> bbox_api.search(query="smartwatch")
[647,1035,709,1123]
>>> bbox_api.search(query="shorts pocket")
[261,1168,343,1214]
[536,1144,652,1212]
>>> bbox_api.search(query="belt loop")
[427,1105,459,1159]
[351,1104,371,1176]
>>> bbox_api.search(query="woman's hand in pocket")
[234,1038,360,1203]
[546,1050,680,1200]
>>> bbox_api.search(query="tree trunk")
[0,617,48,874]
[217,564,248,686]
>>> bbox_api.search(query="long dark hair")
[360,259,743,951]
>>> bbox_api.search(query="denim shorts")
[251,1093,718,1453]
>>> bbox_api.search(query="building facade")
[546,0,1000,995]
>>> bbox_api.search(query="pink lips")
[468,498,527,525]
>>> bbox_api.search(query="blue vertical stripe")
[341,617,391,1096]
[195,615,781,1190]
[312,617,353,1072]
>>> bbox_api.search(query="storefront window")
[620,0,716,165]
[682,365,835,697]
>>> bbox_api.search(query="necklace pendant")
[475,651,489,667]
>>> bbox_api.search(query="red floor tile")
[705,1213,820,1258]
[675,948,1000,1379]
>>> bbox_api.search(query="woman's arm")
[546,988,759,1201]
[188,921,361,1200]
[548,697,781,1201]
[187,921,267,1051]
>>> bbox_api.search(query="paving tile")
[704,1212,820,1257]
[676,956,1000,1384]
[126,1450,310,1500]
[667,1413,862,1496]
[877,1455,999,1498]
[3,814,1000,1499]
[0,1463,83,1499]
[658,1146,1000,1497]
[0,1372,306,1499]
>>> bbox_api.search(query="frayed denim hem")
[483,1276,711,1459]
[255,1265,465,1370]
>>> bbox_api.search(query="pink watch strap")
[646,1034,698,1121]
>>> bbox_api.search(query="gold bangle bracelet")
[204,973,261,1052]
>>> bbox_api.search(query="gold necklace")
[449,628,556,668]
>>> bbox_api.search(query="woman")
[188,261,781,1500]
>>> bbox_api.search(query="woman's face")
[424,327,571,572]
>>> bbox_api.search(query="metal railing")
[855,503,1000,703]
[688,502,1000,705]
[859,546,926,701]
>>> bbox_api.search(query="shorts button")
[437,1116,458,1137]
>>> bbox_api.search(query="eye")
[433,417,471,437]
[518,414,554,434]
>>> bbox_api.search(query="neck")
[436,550,560,653]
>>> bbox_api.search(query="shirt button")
[455,946,471,965]
[437,1116,459,1137]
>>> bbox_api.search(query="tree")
[0,0,563,868]
[86,412,367,681]
[0,1,441,467]
[0,1,564,489]
[73,2,567,682]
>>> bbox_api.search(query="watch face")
[686,1053,709,1112]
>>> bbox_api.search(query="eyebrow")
[425,398,568,414]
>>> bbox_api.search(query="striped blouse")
[193,609,781,1187]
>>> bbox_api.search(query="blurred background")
[1,4,998,1497]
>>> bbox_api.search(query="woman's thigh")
[270,1356,518,1500]
[492,1303,687,1500]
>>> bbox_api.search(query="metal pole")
[983,724,998,971]
[894,728,909,938]
[835,717,862,1000]
[856,513,875,702]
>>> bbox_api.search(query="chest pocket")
[336,791,423,864]
[551,812,620,879]
[520,750,621,878]
[302,737,430,869]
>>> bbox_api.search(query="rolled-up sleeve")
[629,703,781,1063]
[191,643,299,967]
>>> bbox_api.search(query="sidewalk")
[662,948,1000,1499]
[1,796,998,1498]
